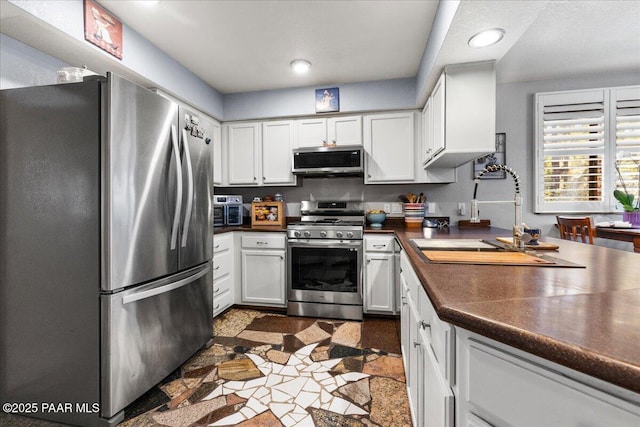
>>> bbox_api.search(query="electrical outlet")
[457,202,466,216]
[427,202,436,213]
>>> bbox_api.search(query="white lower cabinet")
[456,329,640,427]
[240,232,286,306]
[213,233,234,317]
[363,235,397,314]
[400,250,455,427]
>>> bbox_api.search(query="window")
[534,86,640,213]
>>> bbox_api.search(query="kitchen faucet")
[470,164,525,249]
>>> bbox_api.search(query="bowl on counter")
[367,212,387,228]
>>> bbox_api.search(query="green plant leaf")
[614,189,634,207]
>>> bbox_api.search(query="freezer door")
[179,108,213,270]
[101,262,213,418]
[104,74,180,291]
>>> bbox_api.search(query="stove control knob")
[336,231,343,238]
[347,231,354,238]
[294,230,301,237]
[320,231,327,238]
[303,231,311,238]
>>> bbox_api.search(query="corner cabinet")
[240,232,286,307]
[424,61,496,169]
[363,235,397,314]
[296,115,362,147]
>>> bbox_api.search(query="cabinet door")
[262,121,297,185]
[211,121,223,186]
[364,113,416,183]
[407,294,420,426]
[364,252,394,313]
[328,115,362,146]
[227,123,260,185]
[418,327,454,427]
[421,98,434,164]
[241,249,285,305]
[431,73,446,159]
[296,118,327,147]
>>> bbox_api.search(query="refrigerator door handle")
[181,128,194,248]
[170,125,183,250]
[122,266,209,304]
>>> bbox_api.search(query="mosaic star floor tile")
[0,309,411,427]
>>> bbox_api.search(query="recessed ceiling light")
[290,59,311,74]
[468,28,505,48]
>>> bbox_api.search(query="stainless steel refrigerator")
[0,73,213,426]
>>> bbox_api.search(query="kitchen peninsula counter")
[214,222,639,394]
[385,225,640,395]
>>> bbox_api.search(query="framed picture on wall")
[315,87,340,113]
[473,133,506,179]
[84,0,123,60]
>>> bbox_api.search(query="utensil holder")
[403,203,425,228]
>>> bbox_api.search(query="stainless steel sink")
[410,239,502,251]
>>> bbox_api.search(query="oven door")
[287,238,363,305]
[225,204,243,226]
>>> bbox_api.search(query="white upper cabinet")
[364,112,416,183]
[211,120,222,186]
[262,120,297,185]
[328,116,362,146]
[226,122,260,185]
[296,115,362,147]
[424,61,496,169]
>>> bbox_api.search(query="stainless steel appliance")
[287,201,364,321]
[292,145,364,177]
[213,195,243,226]
[0,73,213,427]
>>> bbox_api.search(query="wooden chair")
[556,216,595,244]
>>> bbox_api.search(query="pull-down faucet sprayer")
[470,164,524,248]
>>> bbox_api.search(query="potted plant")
[614,154,640,226]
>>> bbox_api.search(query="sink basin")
[410,239,501,251]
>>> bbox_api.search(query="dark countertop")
[214,221,640,394]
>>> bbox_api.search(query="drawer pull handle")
[413,341,421,348]
[214,287,221,294]
[214,265,220,270]
[419,320,430,330]
[215,304,220,310]
[373,244,385,248]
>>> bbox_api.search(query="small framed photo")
[473,133,506,179]
[315,87,340,113]
[84,0,123,60]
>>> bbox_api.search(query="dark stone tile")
[194,402,241,425]
[282,334,306,353]
[188,381,218,403]
[123,385,170,420]
[317,337,332,347]
[183,364,215,379]
[361,318,401,354]
[308,407,366,427]
[213,335,264,348]
[245,315,317,334]
[329,344,363,359]
[234,345,252,354]
[316,321,335,334]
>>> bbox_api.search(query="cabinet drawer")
[213,289,232,317]
[365,236,395,252]
[467,339,640,426]
[213,250,231,279]
[241,233,286,249]
[213,233,233,253]
[213,274,232,296]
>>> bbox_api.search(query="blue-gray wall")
[0,33,68,88]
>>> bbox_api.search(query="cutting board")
[422,250,555,265]
[495,237,559,250]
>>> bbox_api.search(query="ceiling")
[98,0,640,95]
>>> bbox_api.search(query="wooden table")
[596,227,640,253]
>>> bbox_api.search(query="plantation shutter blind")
[535,90,607,212]
[613,87,640,210]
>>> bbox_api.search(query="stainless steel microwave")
[213,195,243,227]
[292,145,364,177]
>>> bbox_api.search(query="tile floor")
[1,309,411,427]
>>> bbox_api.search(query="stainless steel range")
[287,201,364,321]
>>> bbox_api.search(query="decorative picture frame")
[84,0,123,60]
[315,87,340,113]
[473,133,506,179]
